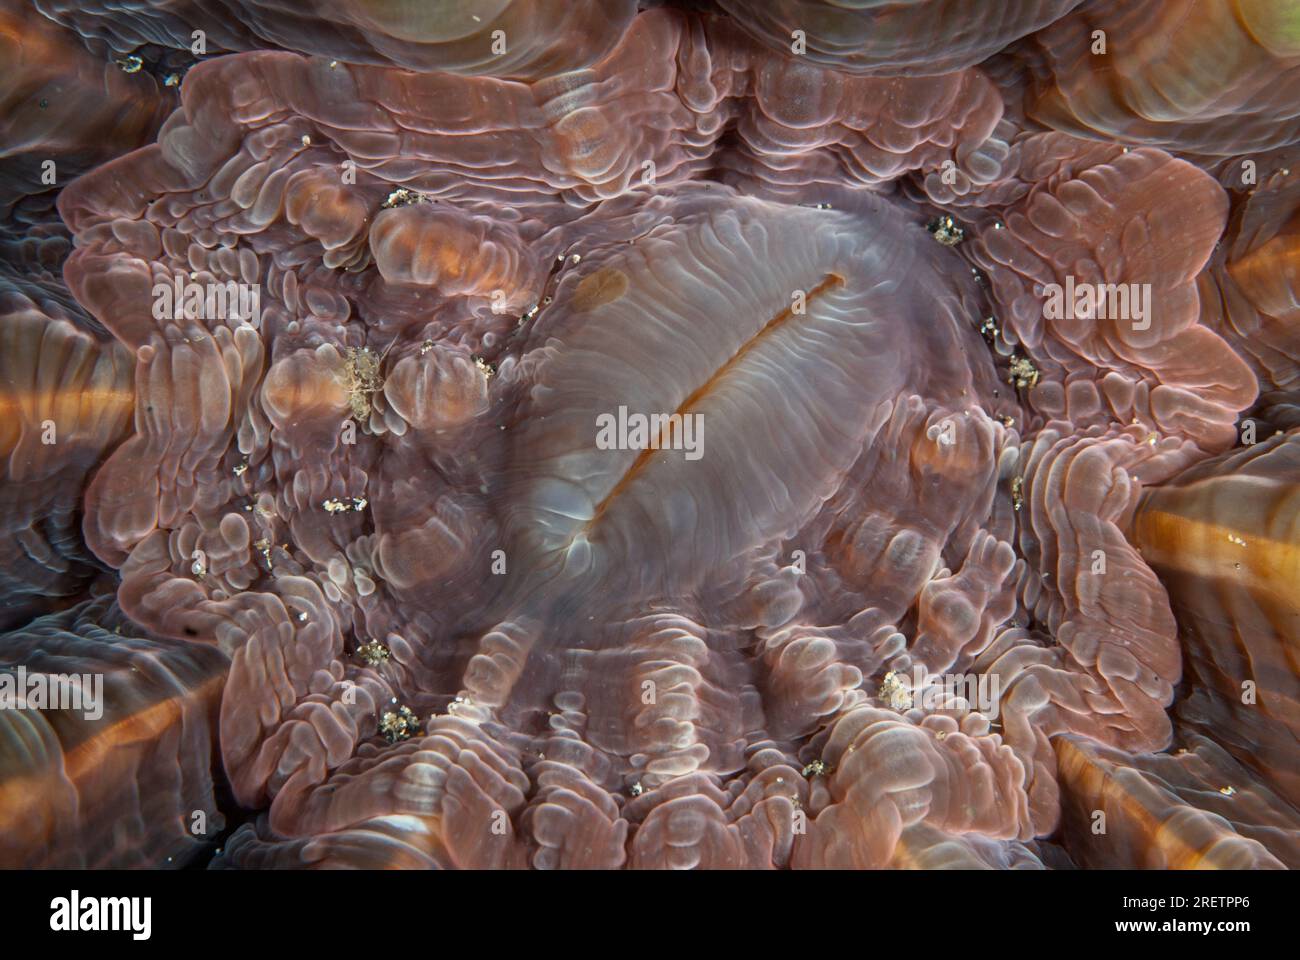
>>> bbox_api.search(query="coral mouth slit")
[581,271,846,539]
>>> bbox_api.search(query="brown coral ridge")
[0,597,228,868]
[1131,429,1300,811]
[1,2,1299,869]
